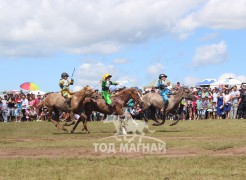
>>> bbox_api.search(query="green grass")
[0,156,246,180]
[0,119,246,179]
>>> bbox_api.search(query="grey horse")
[142,87,195,126]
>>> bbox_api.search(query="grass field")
[0,119,246,180]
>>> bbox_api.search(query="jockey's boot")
[66,98,71,111]
[161,101,167,112]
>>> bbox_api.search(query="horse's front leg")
[81,111,92,132]
[82,113,90,133]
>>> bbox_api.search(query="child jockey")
[157,74,171,112]
[59,72,74,110]
[101,73,118,107]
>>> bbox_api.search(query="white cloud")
[174,0,246,36]
[74,62,139,90]
[0,0,204,57]
[199,32,218,42]
[183,76,202,87]
[0,0,245,57]
[113,58,128,64]
[147,63,164,76]
[192,41,227,67]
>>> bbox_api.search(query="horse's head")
[182,86,196,100]
[129,88,144,106]
[84,85,98,99]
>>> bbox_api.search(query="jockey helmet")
[103,73,112,80]
[61,72,69,78]
[159,74,167,79]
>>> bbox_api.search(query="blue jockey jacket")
[157,80,171,102]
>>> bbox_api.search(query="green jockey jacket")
[101,80,118,105]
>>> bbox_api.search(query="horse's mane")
[73,85,89,95]
[114,88,134,97]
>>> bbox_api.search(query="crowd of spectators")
[0,93,48,122]
[1,82,246,123]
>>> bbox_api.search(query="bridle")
[130,89,143,105]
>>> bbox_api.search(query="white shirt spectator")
[230,90,240,103]
[1,99,7,110]
[224,94,231,104]
[212,92,218,103]
[21,98,29,109]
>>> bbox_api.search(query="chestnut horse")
[142,87,195,126]
[39,85,97,132]
[66,88,144,133]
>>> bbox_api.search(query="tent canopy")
[210,78,242,88]
[196,79,217,87]
[29,90,46,95]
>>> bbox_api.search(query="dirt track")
[1,146,246,159]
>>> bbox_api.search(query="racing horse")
[142,87,195,126]
[39,85,98,132]
[66,87,144,133]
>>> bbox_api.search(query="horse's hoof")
[87,131,90,134]
[71,130,74,134]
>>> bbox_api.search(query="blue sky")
[1,0,246,92]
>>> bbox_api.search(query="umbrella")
[20,82,39,91]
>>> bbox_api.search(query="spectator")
[207,96,213,119]
[212,88,219,104]
[38,107,49,121]
[201,88,210,98]
[187,100,193,120]
[201,97,207,119]
[196,95,203,120]
[2,95,8,122]
[21,94,29,121]
[196,86,202,96]
[33,94,42,114]
[230,85,240,119]
[212,102,217,119]
[127,99,135,113]
[14,100,22,122]
[0,97,3,121]
[223,89,231,119]
[176,82,182,89]
[130,104,142,119]
[7,97,15,121]
[192,91,198,120]
[29,106,37,120]
[217,91,225,119]
[238,85,246,119]
[14,94,21,104]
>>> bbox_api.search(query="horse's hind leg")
[54,109,68,132]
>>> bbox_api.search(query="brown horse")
[39,85,97,132]
[142,87,195,126]
[66,87,144,133]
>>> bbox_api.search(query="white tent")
[210,78,242,88]
[29,90,46,95]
